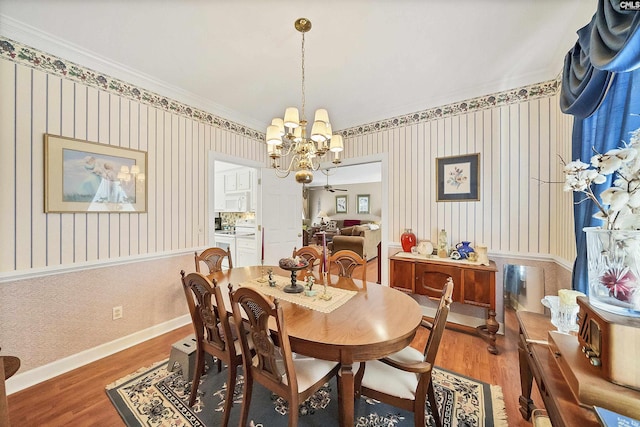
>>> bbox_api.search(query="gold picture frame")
[44,134,147,213]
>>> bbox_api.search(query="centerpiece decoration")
[563,127,640,316]
[279,256,309,293]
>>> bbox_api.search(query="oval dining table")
[208,265,423,427]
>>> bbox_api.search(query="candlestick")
[256,258,267,282]
[261,227,265,262]
[323,232,328,273]
[321,235,325,274]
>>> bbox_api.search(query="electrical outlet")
[112,306,123,320]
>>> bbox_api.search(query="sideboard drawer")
[415,263,462,301]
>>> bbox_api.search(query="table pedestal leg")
[338,363,355,427]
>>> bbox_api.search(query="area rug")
[106,359,507,426]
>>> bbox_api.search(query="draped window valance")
[559,1,640,294]
[561,1,640,118]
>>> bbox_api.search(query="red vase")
[400,229,417,252]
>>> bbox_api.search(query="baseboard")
[5,314,191,395]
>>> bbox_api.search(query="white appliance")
[224,192,250,212]
[235,219,257,267]
[214,234,235,269]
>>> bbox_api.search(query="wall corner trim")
[5,314,191,395]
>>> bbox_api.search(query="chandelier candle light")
[266,18,343,184]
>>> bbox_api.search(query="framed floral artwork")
[436,153,480,202]
[44,134,147,212]
[335,195,348,213]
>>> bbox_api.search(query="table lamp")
[317,210,328,226]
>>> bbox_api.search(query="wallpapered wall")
[308,181,382,225]
[0,35,575,383]
[340,91,575,265]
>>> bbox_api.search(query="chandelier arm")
[273,155,299,176]
[273,168,292,178]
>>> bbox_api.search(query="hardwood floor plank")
[7,281,544,426]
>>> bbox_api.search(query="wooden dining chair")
[229,285,340,427]
[180,270,244,427]
[194,246,233,274]
[356,277,454,427]
[292,245,322,274]
[328,249,367,284]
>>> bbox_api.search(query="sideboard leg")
[476,309,499,354]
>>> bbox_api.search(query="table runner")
[241,275,356,313]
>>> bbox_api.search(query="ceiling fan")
[309,174,347,193]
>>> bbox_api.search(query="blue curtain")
[560,1,640,294]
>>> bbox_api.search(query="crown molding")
[0,14,266,138]
[340,77,561,138]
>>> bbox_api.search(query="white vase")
[584,227,640,317]
[475,244,489,266]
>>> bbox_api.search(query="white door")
[260,170,303,265]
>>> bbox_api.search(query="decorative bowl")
[278,258,309,271]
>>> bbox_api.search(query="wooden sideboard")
[389,253,499,353]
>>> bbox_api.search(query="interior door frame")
[208,152,263,244]
[209,151,389,286]
[327,153,389,285]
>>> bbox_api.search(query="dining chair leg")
[188,348,206,406]
[221,362,236,427]
[353,362,364,399]
[239,374,253,427]
[288,396,299,427]
[427,380,442,427]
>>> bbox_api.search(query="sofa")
[329,223,381,261]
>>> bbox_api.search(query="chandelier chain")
[301,31,306,121]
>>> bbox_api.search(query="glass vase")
[584,227,640,317]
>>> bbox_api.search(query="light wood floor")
[7,265,543,426]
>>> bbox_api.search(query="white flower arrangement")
[563,127,640,230]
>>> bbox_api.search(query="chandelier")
[266,18,343,184]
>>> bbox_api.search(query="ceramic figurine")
[267,269,276,287]
[306,275,315,290]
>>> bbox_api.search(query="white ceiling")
[0,0,596,133]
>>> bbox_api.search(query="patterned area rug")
[106,359,508,426]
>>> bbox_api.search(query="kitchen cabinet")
[214,234,235,269]
[215,168,255,212]
[224,172,237,192]
[236,237,257,267]
[237,169,252,191]
[389,253,499,354]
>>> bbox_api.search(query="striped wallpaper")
[0,59,266,274]
[342,95,575,265]
[0,35,576,380]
